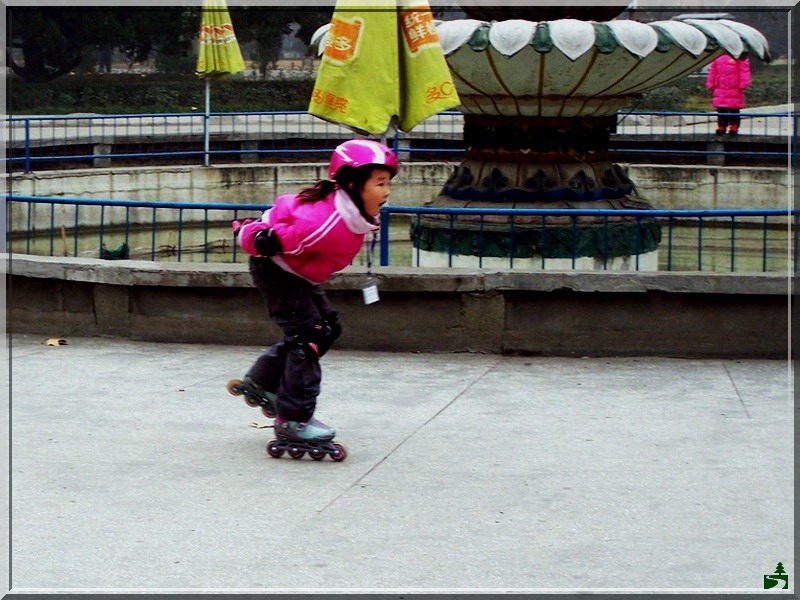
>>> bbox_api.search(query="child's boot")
[266,417,346,462]
[274,417,336,442]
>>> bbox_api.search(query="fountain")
[409,6,770,269]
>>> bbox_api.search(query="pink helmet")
[329,139,399,180]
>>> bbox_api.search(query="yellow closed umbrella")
[196,0,245,165]
[310,0,459,136]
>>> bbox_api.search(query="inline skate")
[266,417,347,462]
[226,374,277,418]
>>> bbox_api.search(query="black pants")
[247,257,336,422]
[716,107,741,130]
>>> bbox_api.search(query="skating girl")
[228,139,398,460]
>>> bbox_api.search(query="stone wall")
[7,254,790,358]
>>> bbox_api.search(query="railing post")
[1,194,8,253]
[24,119,31,174]
[379,207,390,266]
[203,113,210,167]
[203,83,211,167]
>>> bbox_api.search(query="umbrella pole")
[382,119,399,155]
[203,78,210,167]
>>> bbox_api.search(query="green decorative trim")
[410,218,662,260]
[653,28,674,52]
[468,25,492,51]
[531,23,553,53]
[593,24,618,54]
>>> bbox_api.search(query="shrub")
[9,73,316,114]
[635,63,788,111]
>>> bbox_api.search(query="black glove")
[253,228,283,256]
[324,311,343,342]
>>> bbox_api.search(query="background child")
[230,139,398,456]
[706,53,752,136]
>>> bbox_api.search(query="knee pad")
[287,322,337,359]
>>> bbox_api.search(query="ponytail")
[297,179,337,204]
[295,167,376,222]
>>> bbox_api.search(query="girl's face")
[359,167,393,218]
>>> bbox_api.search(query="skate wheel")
[288,447,305,460]
[226,379,244,396]
[244,396,260,408]
[261,405,276,418]
[309,448,325,461]
[331,443,347,462]
[266,441,284,459]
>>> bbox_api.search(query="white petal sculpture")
[437,19,485,56]
[310,23,331,57]
[488,20,538,57]
[718,19,770,60]
[549,19,596,61]
[606,20,659,58]
[649,20,708,57]
[431,17,769,117]
[684,19,745,58]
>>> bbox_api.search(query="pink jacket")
[262,188,378,284]
[706,55,751,109]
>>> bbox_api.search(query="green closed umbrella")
[196,0,246,165]
[310,0,460,137]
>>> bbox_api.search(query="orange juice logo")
[199,23,237,45]
[323,16,364,65]
[400,7,440,55]
[425,80,455,104]
[311,88,349,113]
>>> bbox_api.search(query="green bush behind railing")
[633,62,789,111]
[8,63,789,115]
[9,74,316,115]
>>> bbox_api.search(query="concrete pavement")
[6,334,794,593]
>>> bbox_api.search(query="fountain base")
[414,248,660,271]
[410,113,662,267]
[410,213,662,270]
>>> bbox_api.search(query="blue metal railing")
[6,195,267,263]
[612,109,794,160]
[4,109,793,172]
[5,195,795,273]
[379,206,795,273]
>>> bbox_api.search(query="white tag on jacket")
[362,280,380,305]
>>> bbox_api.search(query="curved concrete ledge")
[6,254,790,358]
[6,162,789,216]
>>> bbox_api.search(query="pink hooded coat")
[259,188,378,284]
[706,55,752,109]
